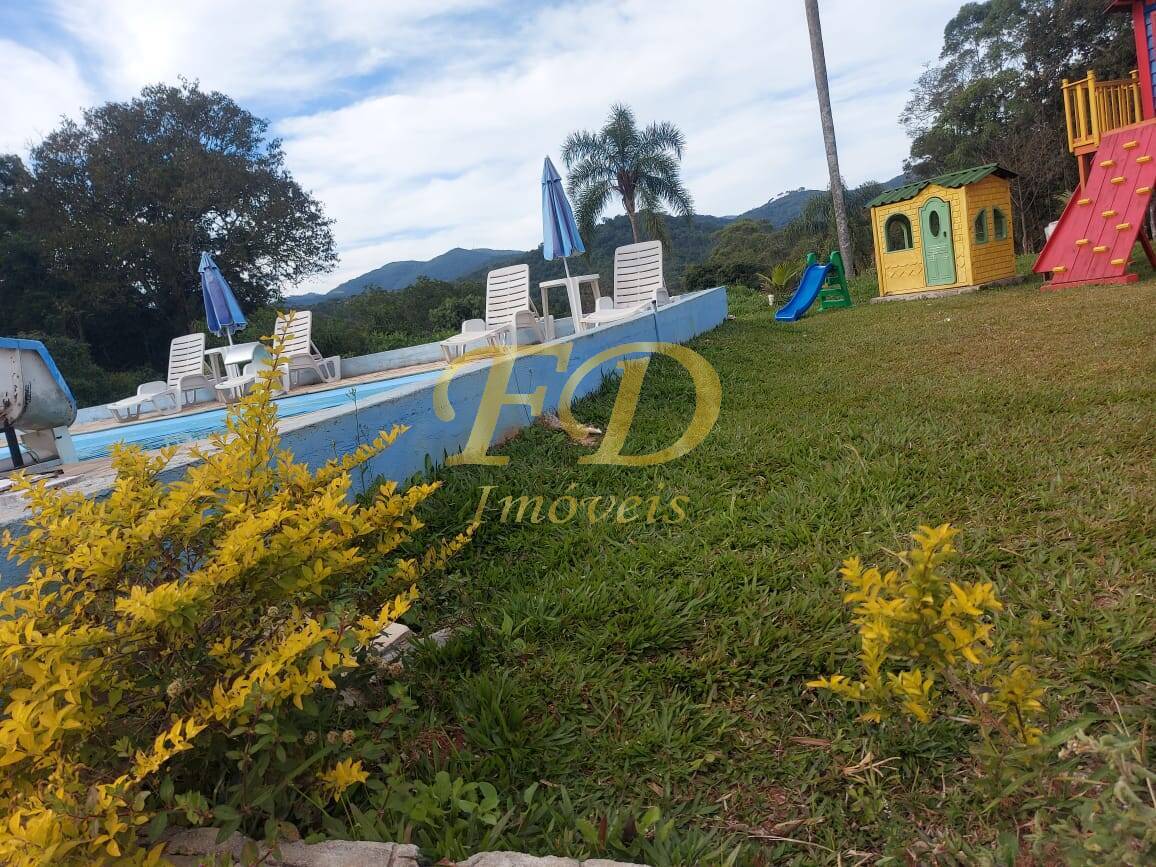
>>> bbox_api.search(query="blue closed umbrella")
[542,156,585,281]
[199,252,247,344]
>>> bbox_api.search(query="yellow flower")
[317,758,370,800]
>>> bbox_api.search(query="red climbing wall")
[1034,121,1156,288]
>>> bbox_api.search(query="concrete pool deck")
[1,287,729,586]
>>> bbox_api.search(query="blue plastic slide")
[774,263,831,322]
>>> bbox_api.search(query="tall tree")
[24,80,337,368]
[804,0,855,277]
[903,0,1133,252]
[0,155,76,339]
[561,103,694,246]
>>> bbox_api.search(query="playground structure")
[1034,0,1156,288]
[775,250,851,322]
[867,165,1018,297]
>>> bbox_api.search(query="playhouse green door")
[919,198,956,286]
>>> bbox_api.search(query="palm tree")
[804,0,855,277]
[561,104,694,246]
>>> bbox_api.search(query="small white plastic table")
[538,274,602,337]
[204,342,268,379]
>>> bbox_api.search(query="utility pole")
[804,0,855,276]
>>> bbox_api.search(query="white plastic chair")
[439,319,497,362]
[439,264,544,361]
[274,311,340,388]
[106,334,217,422]
[215,360,289,403]
[580,241,670,328]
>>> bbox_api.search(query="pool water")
[72,370,441,462]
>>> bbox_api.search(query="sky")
[0,0,961,295]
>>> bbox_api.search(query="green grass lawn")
[395,280,1156,864]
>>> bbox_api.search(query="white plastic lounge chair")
[439,319,500,362]
[106,333,217,422]
[580,241,670,328]
[215,360,288,403]
[274,311,340,388]
[439,264,544,361]
[107,381,180,421]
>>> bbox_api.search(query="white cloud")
[278,0,959,291]
[4,0,961,293]
[0,40,94,154]
[45,0,498,100]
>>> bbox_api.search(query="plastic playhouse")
[1034,0,1156,288]
[775,251,852,322]
[866,165,1018,298]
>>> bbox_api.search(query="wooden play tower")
[1034,0,1156,288]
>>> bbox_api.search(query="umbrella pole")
[562,256,582,332]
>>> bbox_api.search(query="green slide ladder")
[806,251,853,311]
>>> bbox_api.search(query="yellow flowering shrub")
[0,333,472,865]
[808,524,1044,744]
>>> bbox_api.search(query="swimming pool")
[72,370,442,462]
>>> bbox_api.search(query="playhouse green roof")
[866,164,1017,208]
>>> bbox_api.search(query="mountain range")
[735,173,911,225]
[288,174,912,305]
[734,187,825,224]
[288,247,521,306]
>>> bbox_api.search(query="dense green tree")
[562,104,694,246]
[683,219,785,291]
[24,80,336,369]
[904,0,1134,251]
[707,219,787,269]
[0,156,70,337]
[430,294,484,332]
[286,276,492,359]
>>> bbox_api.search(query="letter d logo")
[557,342,721,466]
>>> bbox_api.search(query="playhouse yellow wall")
[961,177,1017,285]
[870,177,1016,296]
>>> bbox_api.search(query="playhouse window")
[885,214,913,251]
[993,207,1008,241]
[974,210,988,244]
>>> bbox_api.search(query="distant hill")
[288,247,520,306]
[738,188,824,226]
[738,173,915,225]
[877,172,917,192]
